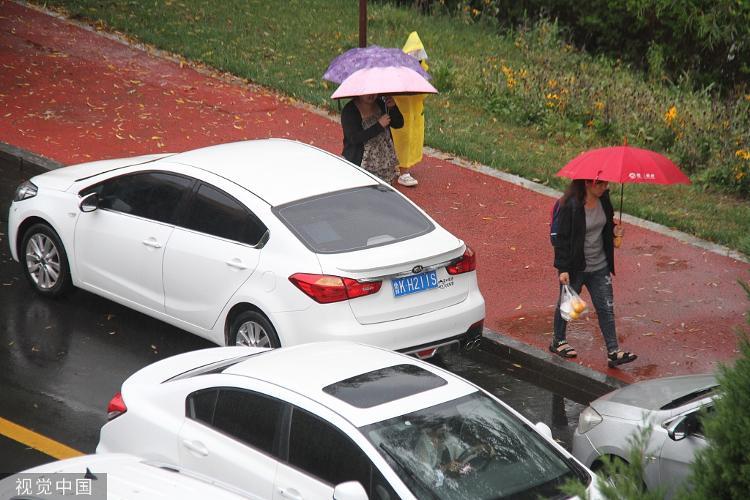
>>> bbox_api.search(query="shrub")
[684,281,750,499]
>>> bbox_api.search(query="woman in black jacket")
[341,94,404,183]
[552,179,637,368]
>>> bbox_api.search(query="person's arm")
[383,97,404,129]
[341,102,385,146]
[554,201,574,279]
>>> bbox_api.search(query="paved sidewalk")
[2,0,749,385]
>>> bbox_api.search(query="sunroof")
[323,364,447,408]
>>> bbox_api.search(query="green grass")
[36,0,750,257]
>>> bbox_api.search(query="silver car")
[572,374,717,498]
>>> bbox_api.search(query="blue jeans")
[553,267,619,353]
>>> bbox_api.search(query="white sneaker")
[397,172,418,187]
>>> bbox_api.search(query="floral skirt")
[361,114,399,183]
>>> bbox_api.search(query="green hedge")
[396,0,750,90]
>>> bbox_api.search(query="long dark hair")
[560,179,586,207]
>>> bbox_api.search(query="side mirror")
[332,481,368,500]
[535,421,554,440]
[667,415,688,441]
[79,192,98,212]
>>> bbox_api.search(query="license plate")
[392,271,438,297]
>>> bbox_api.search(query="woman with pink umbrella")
[324,46,437,183]
[341,93,404,183]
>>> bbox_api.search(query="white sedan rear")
[8,139,484,353]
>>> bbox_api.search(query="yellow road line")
[0,416,83,460]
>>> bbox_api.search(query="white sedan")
[0,453,259,500]
[97,342,601,500]
[8,139,484,355]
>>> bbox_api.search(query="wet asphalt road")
[0,156,585,475]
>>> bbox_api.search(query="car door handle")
[225,258,248,270]
[181,439,208,457]
[277,487,303,500]
[142,238,163,249]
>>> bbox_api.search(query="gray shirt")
[584,200,608,272]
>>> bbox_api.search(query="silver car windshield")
[361,392,587,499]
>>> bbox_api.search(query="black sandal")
[549,340,577,359]
[608,350,638,368]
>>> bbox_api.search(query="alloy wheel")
[25,233,61,290]
[235,320,271,347]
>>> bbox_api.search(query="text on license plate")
[392,271,438,297]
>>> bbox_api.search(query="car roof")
[602,373,718,411]
[223,342,477,427]
[166,139,379,206]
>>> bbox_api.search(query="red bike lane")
[2,1,748,383]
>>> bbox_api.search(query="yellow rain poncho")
[392,32,429,170]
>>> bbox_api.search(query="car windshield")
[361,392,586,500]
[273,185,434,253]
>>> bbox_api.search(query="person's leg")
[585,269,637,367]
[583,268,620,353]
[551,273,584,356]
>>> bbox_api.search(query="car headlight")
[578,406,603,434]
[13,180,38,202]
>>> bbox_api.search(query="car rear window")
[273,186,434,253]
[323,364,447,408]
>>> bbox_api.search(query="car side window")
[288,407,389,496]
[186,389,219,425]
[210,389,284,457]
[184,183,267,245]
[85,172,193,224]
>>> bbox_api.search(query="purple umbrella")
[323,45,431,84]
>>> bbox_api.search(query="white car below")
[97,342,601,499]
[8,139,484,355]
[0,453,258,500]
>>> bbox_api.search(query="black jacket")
[553,190,616,275]
[341,98,404,166]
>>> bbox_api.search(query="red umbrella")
[556,144,690,222]
[557,145,690,185]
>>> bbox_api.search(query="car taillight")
[107,392,127,420]
[446,246,476,275]
[289,273,382,304]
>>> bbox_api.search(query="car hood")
[31,153,174,192]
[597,373,717,411]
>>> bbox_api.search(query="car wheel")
[229,310,280,348]
[593,456,644,491]
[21,223,72,298]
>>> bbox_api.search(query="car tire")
[20,223,73,298]
[593,456,645,491]
[228,310,280,348]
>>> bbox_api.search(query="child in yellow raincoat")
[392,32,429,187]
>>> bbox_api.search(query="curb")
[0,141,65,172]
[476,328,626,403]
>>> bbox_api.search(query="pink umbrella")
[331,66,437,99]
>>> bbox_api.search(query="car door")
[163,183,267,330]
[273,406,398,500]
[75,172,193,312]
[657,406,711,497]
[179,388,283,500]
